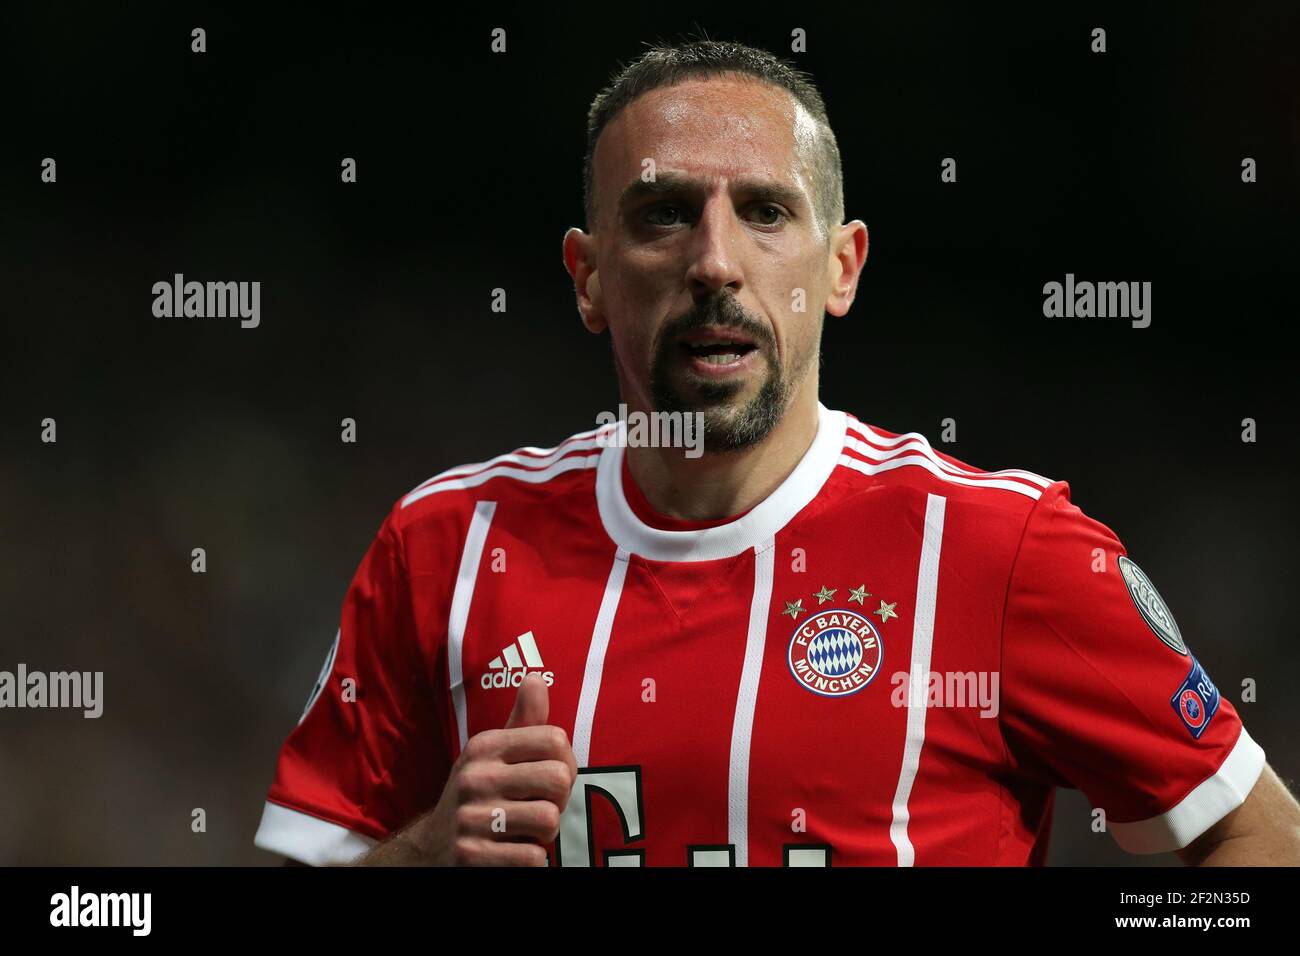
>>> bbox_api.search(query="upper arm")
[253,506,450,865]
[999,482,1265,854]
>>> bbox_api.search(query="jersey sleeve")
[253,504,450,864]
[999,481,1265,854]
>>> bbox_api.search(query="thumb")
[504,672,549,729]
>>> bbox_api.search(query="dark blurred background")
[1,2,1297,865]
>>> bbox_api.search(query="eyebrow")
[616,173,807,214]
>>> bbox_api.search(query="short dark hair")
[583,39,845,239]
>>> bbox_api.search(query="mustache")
[654,294,777,356]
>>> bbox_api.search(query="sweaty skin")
[563,77,868,521]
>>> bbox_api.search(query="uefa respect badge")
[787,608,883,698]
[1171,656,1220,739]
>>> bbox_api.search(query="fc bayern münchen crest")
[787,609,883,698]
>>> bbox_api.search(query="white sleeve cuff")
[254,801,379,866]
[1109,726,1266,854]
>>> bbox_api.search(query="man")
[254,40,1300,866]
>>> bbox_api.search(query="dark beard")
[649,292,791,453]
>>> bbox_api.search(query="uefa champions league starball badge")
[1117,555,1188,655]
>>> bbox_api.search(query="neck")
[624,389,821,522]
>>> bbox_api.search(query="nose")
[684,196,744,299]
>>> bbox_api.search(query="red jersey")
[254,403,1264,865]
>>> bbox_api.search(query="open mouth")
[677,330,759,366]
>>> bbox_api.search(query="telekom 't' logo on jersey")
[481,630,555,689]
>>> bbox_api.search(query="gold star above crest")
[847,584,870,605]
[814,585,837,605]
[782,599,805,620]
[873,600,898,623]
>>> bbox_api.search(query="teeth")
[701,353,741,364]
[686,339,745,348]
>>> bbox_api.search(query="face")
[565,77,862,453]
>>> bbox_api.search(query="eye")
[645,203,686,226]
[749,203,788,226]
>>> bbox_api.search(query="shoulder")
[384,419,614,543]
[837,411,1057,495]
[831,408,1070,535]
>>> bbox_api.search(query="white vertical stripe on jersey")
[448,500,498,751]
[889,493,947,866]
[729,540,776,866]
[572,548,631,767]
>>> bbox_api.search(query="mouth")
[676,328,761,373]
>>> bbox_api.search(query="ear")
[824,220,868,318]
[562,227,607,334]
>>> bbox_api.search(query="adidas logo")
[481,631,555,689]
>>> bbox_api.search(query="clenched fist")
[353,673,577,866]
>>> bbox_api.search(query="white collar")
[595,402,846,562]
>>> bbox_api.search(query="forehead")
[595,76,814,197]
